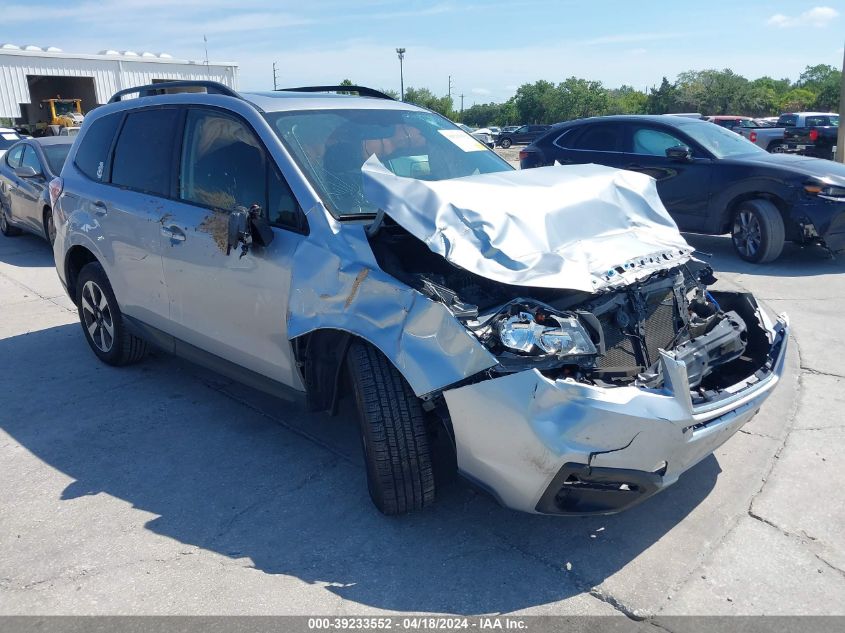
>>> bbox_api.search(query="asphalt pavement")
[0,228,843,620]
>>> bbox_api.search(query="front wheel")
[43,207,56,246]
[499,138,512,149]
[346,340,435,515]
[76,262,148,366]
[731,199,785,263]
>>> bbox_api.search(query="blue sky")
[3,0,843,104]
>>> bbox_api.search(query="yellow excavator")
[40,98,85,136]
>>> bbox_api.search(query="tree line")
[359,64,841,126]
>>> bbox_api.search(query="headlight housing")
[498,311,597,357]
[804,182,845,201]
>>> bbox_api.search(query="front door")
[159,107,307,387]
[622,124,713,231]
[11,145,47,233]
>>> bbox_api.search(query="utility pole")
[448,75,452,102]
[396,48,406,101]
[837,42,844,163]
[272,62,279,91]
[460,93,465,115]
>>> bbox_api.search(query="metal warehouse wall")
[0,50,238,119]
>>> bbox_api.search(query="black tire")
[76,262,148,366]
[43,207,56,246]
[346,340,435,515]
[0,204,22,236]
[767,141,786,153]
[731,199,785,263]
[499,137,512,149]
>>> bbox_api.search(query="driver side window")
[632,128,685,156]
[179,109,306,232]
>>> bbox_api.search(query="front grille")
[597,286,681,371]
[643,289,678,365]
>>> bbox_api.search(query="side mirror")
[227,207,251,257]
[665,145,692,161]
[227,205,274,257]
[14,165,40,179]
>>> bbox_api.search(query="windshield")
[53,101,77,116]
[265,108,512,217]
[42,144,72,174]
[677,120,765,158]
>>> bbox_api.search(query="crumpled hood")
[361,157,693,293]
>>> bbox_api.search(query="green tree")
[779,88,817,111]
[404,87,454,118]
[512,80,556,123]
[608,85,648,114]
[646,77,678,114]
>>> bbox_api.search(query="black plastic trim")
[109,81,242,103]
[535,462,663,515]
[276,85,395,100]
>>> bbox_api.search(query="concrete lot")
[0,227,843,619]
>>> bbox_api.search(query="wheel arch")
[64,245,100,306]
[719,192,789,235]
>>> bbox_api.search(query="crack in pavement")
[800,365,845,380]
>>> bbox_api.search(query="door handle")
[93,200,108,216]
[161,224,186,242]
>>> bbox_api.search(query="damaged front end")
[361,161,789,515]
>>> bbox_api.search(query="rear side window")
[75,113,122,181]
[570,124,623,152]
[111,108,180,196]
[5,144,24,168]
[777,115,798,127]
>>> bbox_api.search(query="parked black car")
[0,137,73,244]
[519,115,845,262]
[497,124,552,148]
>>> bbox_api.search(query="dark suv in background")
[520,115,845,262]
[496,124,552,148]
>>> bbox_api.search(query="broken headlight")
[498,312,597,357]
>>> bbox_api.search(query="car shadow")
[683,233,845,278]
[0,322,722,614]
[0,232,54,267]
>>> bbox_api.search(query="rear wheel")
[731,199,785,263]
[768,141,786,153]
[346,340,435,515]
[43,207,56,246]
[76,262,148,366]
[1,205,22,237]
[499,137,512,149]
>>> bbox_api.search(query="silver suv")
[53,81,789,516]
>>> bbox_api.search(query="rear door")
[622,123,713,231]
[158,107,308,387]
[552,121,627,167]
[72,108,178,329]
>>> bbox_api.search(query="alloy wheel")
[733,210,762,258]
[81,280,115,353]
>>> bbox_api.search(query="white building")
[0,44,238,125]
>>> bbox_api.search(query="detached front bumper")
[443,307,789,515]
[794,197,845,253]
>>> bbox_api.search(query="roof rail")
[108,80,241,103]
[276,85,395,100]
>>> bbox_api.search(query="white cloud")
[471,88,491,96]
[767,6,839,28]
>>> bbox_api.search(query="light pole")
[837,42,844,163]
[396,48,406,101]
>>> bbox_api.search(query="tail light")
[49,177,63,209]
[749,131,757,143]
[518,150,530,161]
[809,129,819,142]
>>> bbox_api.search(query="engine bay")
[368,219,772,396]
